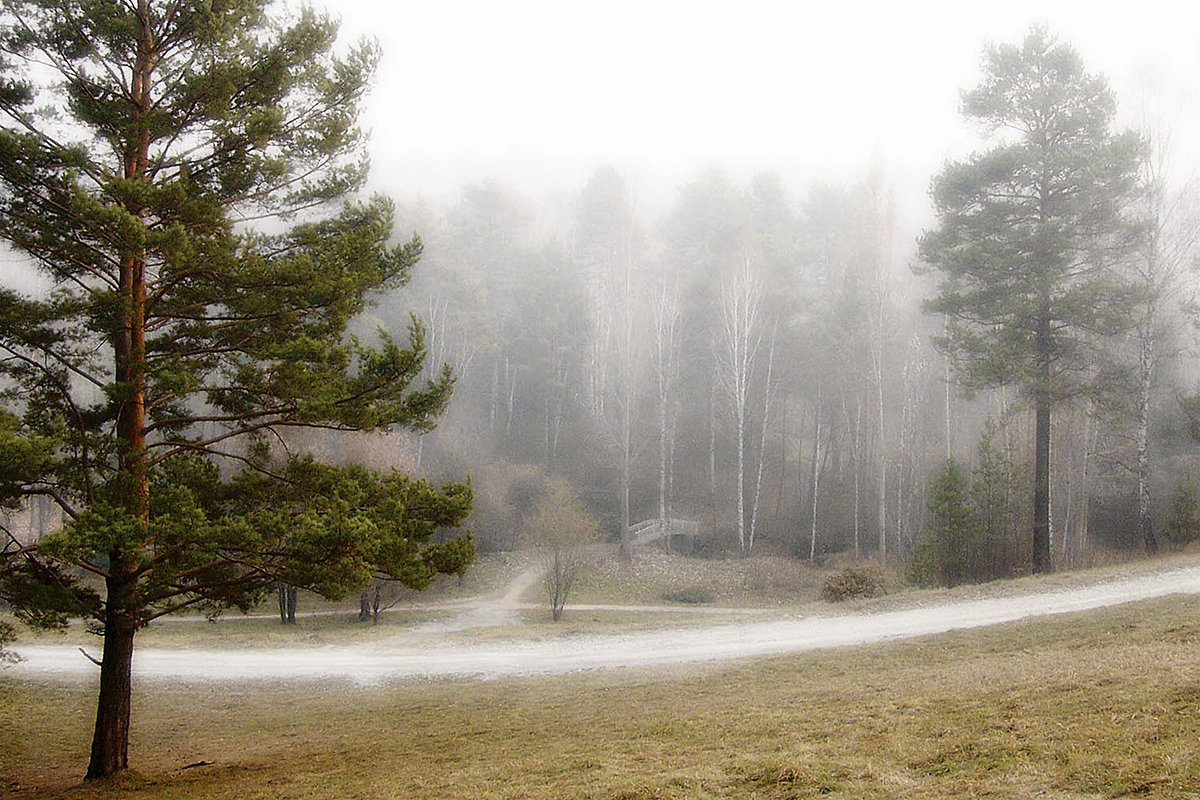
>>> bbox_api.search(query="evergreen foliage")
[0,0,471,779]
[969,421,1024,581]
[910,426,1026,588]
[920,27,1143,573]
[1164,475,1200,548]
[910,459,972,588]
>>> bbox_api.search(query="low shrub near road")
[820,560,895,602]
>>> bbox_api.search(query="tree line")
[383,29,1198,576]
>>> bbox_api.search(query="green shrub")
[820,561,893,602]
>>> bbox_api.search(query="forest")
[359,51,1200,581]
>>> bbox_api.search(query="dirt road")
[9,563,1197,685]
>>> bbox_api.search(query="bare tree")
[808,383,826,564]
[748,319,779,553]
[574,167,645,558]
[714,256,765,554]
[864,166,897,561]
[650,275,683,539]
[1129,120,1199,553]
[526,481,598,621]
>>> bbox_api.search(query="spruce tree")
[0,1,472,779]
[920,28,1142,572]
[910,459,972,588]
[969,420,1021,581]
[1164,475,1200,548]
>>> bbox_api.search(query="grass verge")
[2,592,1197,799]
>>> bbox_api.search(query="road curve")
[9,564,1198,686]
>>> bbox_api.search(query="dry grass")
[3,592,1198,799]
[576,552,825,607]
[575,548,1199,611]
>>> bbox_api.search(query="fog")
[336,0,1199,214]
[2,2,1197,565]
[298,2,1199,565]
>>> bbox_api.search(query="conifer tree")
[969,420,1021,581]
[0,0,471,779]
[910,459,972,588]
[1164,475,1200,548]
[920,28,1142,572]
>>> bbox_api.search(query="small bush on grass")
[820,561,893,602]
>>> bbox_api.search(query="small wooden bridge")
[628,517,699,552]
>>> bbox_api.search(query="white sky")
[329,0,1200,216]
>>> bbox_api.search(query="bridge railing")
[629,517,699,547]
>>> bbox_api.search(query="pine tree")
[0,1,471,778]
[920,28,1142,573]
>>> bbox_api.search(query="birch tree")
[649,274,682,536]
[1128,131,1198,554]
[714,257,764,553]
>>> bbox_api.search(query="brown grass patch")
[3,593,1199,799]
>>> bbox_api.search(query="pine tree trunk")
[1032,308,1054,574]
[277,583,298,624]
[371,584,382,624]
[278,583,288,623]
[88,6,154,777]
[1033,400,1052,573]
[87,584,136,779]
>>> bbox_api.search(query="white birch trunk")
[716,257,764,554]
[748,319,777,553]
[809,383,824,564]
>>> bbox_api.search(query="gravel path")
[9,563,1198,686]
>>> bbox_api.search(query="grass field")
[3,588,1198,799]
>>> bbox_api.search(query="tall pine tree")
[0,0,472,779]
[920,28,1141,573]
